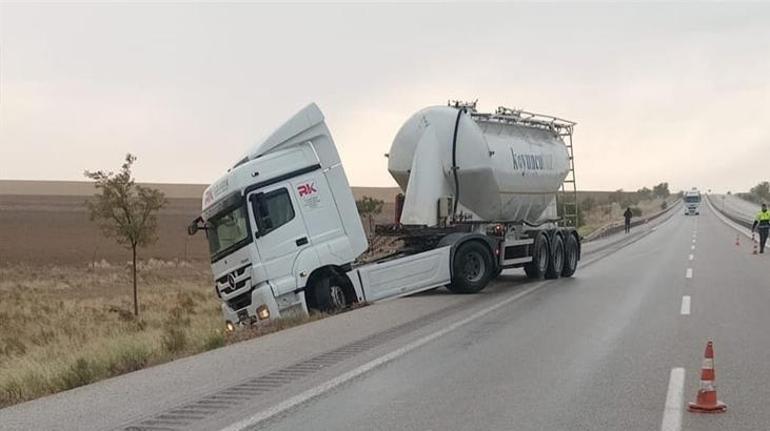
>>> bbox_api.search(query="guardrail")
[584,198,681,242]
[706,195,754,230]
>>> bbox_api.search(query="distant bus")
[683,189,701,215]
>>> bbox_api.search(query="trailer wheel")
[545,235,565,279]
[524,233,549,279]
[561,234,579,277]
[448,241,493,294]
[309,276,348,313]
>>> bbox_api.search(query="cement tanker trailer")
[189,101,581,329]
[389,104,572,226]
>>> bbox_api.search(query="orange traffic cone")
[688,340,727,413]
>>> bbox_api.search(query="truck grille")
[226,291,252,311]
[216,264,251,295]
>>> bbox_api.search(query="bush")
[203,332,225,351]
[176,292,197,315]
[631,207,642,217]
[108,344,152,374]
[161,325,188,354]
[0,379,24,407]
[60,358,98,390]
[661,201,668,210]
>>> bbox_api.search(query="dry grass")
[0,261,321,408]
[577,198,668,237]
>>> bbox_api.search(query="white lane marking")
[686,268,693,279]
[692,239,696,244]
[680,296,691,315]
[219,282,547,431]
[688,254,694,261]
[661,367,685,431]
[691,245,695,250]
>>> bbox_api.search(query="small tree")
[636,187,652,200]
[84,154,167,316]
[356,196,384,238]
[653,182,670,199]
[750,181,770,203]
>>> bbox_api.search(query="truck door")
[248,184,313,297]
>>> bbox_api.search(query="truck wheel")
[545,235,565,279]
[310,276,348,313]
[524,233,549,279]
[447,241,493,294]
[561,234,579,277]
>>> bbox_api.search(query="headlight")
[257,305,270,320]
[225,321,235,332]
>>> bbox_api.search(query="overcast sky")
[1,2,769,192]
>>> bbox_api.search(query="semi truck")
[188,101,581,330]
[684,189,702,215]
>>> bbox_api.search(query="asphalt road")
[254,202,770,431]
[4,201,770,431]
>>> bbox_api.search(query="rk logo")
[297,182,317,197]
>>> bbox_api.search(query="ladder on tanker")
[559,129,579,228]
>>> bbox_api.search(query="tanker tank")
[388,104,574,226]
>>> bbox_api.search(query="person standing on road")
[752,203,770,254]
[624,207,633,234]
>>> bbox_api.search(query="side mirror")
[187,217,206,236]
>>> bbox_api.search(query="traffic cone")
[688,340,727,413]
[736,235,740,247]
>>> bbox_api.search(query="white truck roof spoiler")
[240,103,325,165]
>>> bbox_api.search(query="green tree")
[356,196,384,238]
[750,181,770,203]
[636,187,652,200]
[653,182,670,199]
[84,154,167,316]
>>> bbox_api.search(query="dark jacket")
[623,209,633,222]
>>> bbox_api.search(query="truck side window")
[252,188,295,236]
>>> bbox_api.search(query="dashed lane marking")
[680,296,691,315]
[661,368,685,431]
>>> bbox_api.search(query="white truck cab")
[190,104,367,328]
[683,189,701,215]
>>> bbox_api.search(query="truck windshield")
[206,204,250,260]
[685,196,700,203]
